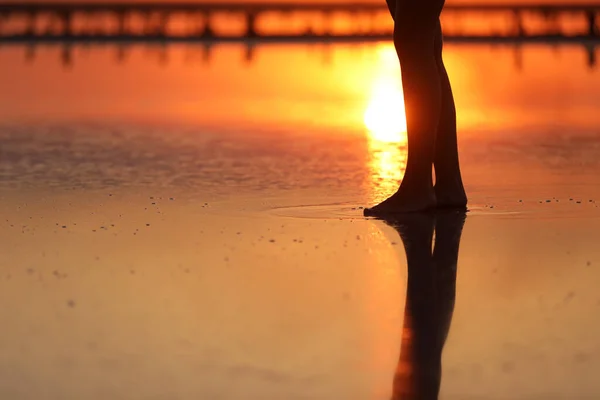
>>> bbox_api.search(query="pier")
[0,2,599,42]
[0,2,599,68]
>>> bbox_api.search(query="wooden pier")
[0,2,599,68]
[0,2,599,42]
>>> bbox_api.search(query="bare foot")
[364,186,436,217]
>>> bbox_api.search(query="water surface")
[1,42,600,399]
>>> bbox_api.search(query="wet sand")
[2,43,600,399]
[2,120,600,400]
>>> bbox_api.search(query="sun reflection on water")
[364,45,408,202]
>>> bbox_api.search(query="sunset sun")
[364,81,407,143]
[364,46,407,144]
[364,45,408,201]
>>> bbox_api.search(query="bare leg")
[385,0,396,17]
[365,1,443,216]
[433,23,468,208]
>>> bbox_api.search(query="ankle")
[435,174,464,189]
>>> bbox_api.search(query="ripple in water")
[269,202,365,220]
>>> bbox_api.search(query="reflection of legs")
[391,214,439,400]
[365,1,442,215]
[433,23,468,208]
[386,210,466,400]
[432,210,466,351]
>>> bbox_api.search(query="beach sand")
[2,43,600,399]
[1,119,600,400]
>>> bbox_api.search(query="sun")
[363,45,408,201]
[364,81,407,143]
[363,46,407,143]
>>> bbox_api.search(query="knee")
[393,24,437,60]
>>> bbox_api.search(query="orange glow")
[364,80,407,143]
[364,45,408,201]
[364,45,406,143]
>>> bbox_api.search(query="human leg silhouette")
[365,0,443,215]
[385,0,396,17]
[433,22,467,209]
[365,0,467,215]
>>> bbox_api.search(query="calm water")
[1,42,600,400]
[2,42,600,201]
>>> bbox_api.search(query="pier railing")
[1,2,599,68]
[0,2,599,41]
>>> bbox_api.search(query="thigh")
[394,0,445,29]
[386,0,396,19]
[434,20,444,58]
